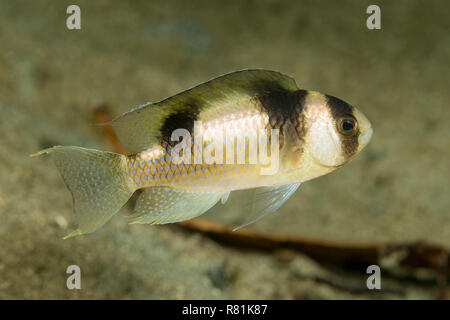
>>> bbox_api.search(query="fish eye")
[337,115,358,136]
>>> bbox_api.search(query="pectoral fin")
[233,183,301,231]
[31,146,134,238]
[129,187,226,224]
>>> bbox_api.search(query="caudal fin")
[31,146,134,238]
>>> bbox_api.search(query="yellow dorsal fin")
[111,69,299,154]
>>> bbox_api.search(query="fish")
[31,69,373,238]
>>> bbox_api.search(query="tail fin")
[31,146,134,238]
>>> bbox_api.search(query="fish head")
[301,91,373,169]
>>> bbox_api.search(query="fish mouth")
[359,126,373,148]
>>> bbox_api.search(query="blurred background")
[0,0,448,299]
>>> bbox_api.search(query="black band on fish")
[257,90,305,128]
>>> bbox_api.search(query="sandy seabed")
[0,0,448,299]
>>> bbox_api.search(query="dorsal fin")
[111,69,299,154]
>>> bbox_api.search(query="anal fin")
[129,187,226,224]
[221,192,231,204]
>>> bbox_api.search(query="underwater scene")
[0,0,449,300]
